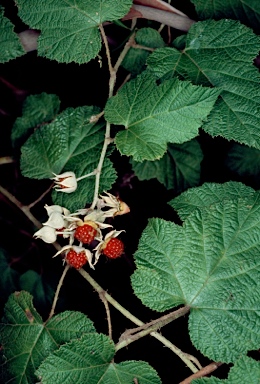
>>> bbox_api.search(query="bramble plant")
[0,0,260,383]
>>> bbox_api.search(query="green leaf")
[105,71,220,161]
[11,92,60,148]
[20,106,116,211]
[131,192,260,362]
[226,143,260,177]
[37,336,161,384]
[169,181,256,220]
[191,0,260,31]
[122,27,165,75]
[0,6,25,63]
[19,270,55,313]
[131,139,203,191]
[147,20,260,149]
[16,0,132,64]
[193,356,260,383]
[0,249,19,302]
[0,291,96,384]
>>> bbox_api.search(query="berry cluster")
[34,192,130,269]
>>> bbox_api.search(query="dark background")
[0,1,259,383]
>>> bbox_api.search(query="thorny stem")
[179,362,223,384]
[46,264,70,321]
[78,268,198,373]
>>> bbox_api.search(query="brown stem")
[179,362,223,384]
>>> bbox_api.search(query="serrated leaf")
[16,0,132,64]
[122,27,165,75]
[19,270,55,313]
[37,336,161,384]
[191,0,260,31]
[20,106,116,211]
[105,71,220,161]
[0,6,25,63]
[0,249,19,302]
[169,181,256,220]
[226,143,260,177]
[131,192,260,362]
[11,92,60,148]
[193,356,260,383]
[147,20,260,149]
[131,139,203,191]
[0,291,96,384]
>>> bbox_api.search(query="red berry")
[74,224,97,244]
[66,250,87,269]
[103,238,124,259]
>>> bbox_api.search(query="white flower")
[43,211,67,229]
[52,171,77,193]
[34,226,57,243]
[98,192,130,217]
[44,204,70,216]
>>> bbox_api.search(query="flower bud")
[52,171,77,193]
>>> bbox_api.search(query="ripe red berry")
[74,224,97,244]
[66,250,87,269]
[102,238,124,259]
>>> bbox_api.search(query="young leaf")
[20,106,116,211]
[0,291,96,384]
[0,6,25,63]
[36,335,161,383]
[131,139,203,191]
[122,27,165,75]
[169,181,256,220]
[16,0,132,64]
[147,20,260,149]
[131,192,260,362]
[191,0,260,31]
[105,71,220,161]
[193,356,260,383]
[11,92,60,148]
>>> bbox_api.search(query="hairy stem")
[46,264,70,321]
[78,268,198,373]
[179,362,223,384]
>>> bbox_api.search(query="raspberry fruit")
[66,249,87,269]
[102,238,124,259]
[74,224,97,244]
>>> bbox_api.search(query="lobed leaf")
[147,20,260,149]
[105,71,219,161]
[11,92,60,148]
[20,106,116,211]
[169,181,256,220]
[16,0,132,63]
[0,6,25,63]
[0,291,96,384]
[131,139,203,191]
[191,0,260,31]
[37,336,161,383]
[131,190,260,362]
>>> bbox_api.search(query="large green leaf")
[20,106,116,211]
[0,6,25,63]
[105,71,219,161]
[131,191,260,362]
[11,92,60,148]
[37,335,161,383]
[131,139,203,191]
[191,0,260,31]
[0,291,96,384]
[147,20,260,149]
[169,181,256,220]
[226,143,260,180]
[16,0,132,64]
[193,356,260,383]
